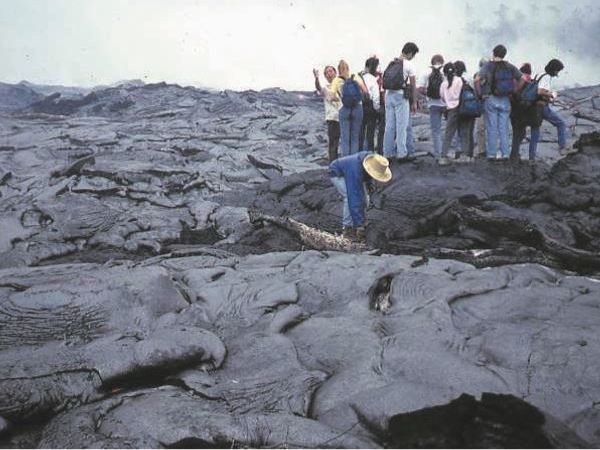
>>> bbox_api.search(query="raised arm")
[313,68,322,93]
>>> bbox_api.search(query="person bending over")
[329,152,392,240]
[538,59,570,155]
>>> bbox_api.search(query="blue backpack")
[516,74,547,107]
[458,79,482,118]
[341,75,362,108]
[491,61,514,96]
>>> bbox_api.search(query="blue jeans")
[339,104,364,156]
[330,176,369,227]
[429,105,444,157]
[485,95,511,158]
[543,105,567,148]
[383,90,410,158]
[407,116,415,155]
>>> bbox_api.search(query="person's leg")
[442,108,459,159]
[485,97,498,158]
[377,104,386,154]
[358,107,367,152]
[457,116,471,156]
[529,126,540,160]
[543,105,567,148]
[406,116,415,156]
[330,176,352,227]
[498,96,511,158]
[326,120,337,162]
[395,97,410,158]
[383,92,398,158]
[477,113,487,156]
[510,118,525,160]
[429,105,443,157]
[366,111,376,152]
[467,118,475,157]
[350,105,363,155]
[338,106,351,157]
[331,120,340,160]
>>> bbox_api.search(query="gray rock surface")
[1,80,599,447]
[1,252,598,447]
[0,82,327,268]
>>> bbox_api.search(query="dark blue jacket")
[329,151,372,226]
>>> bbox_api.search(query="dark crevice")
[162,437,233,449]
[368,273,397,313]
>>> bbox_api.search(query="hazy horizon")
[2,0,599,91]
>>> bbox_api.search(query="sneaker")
[559,145,575,156]
[456,155,474,163]
[437,157,451,166]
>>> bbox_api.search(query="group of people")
[313,42,570,239]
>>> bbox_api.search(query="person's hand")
[411,101,418,114]
[312,68,319,78]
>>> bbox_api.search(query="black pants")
[327,120,340,162]
[442,108,473,157]
[359,108,378,152]
[376,104,385,154]
[467,117,476,156]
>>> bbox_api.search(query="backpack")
[491,61,515,96]
[341,75,362,108]
[382,59,406,90]
[426,67,443,99]
[458,78,483,118]
[359,73,375,115]
[515,73,547,108]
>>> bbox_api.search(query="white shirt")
[440,76,464,110]
[402,58,416,78]
[319,82,342,122]
[361,72,380,110]
[536,73,555,94]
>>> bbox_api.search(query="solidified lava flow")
[0,81,599,448]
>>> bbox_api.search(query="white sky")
[1,0,599,90]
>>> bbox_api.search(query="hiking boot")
[437,157,451,166]
[342,227,355,239]
[355,226,367,242]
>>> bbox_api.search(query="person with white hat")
[328,152,392,241]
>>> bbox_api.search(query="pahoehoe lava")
[1,80,599,448]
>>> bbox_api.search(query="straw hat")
[362,154,392,183]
